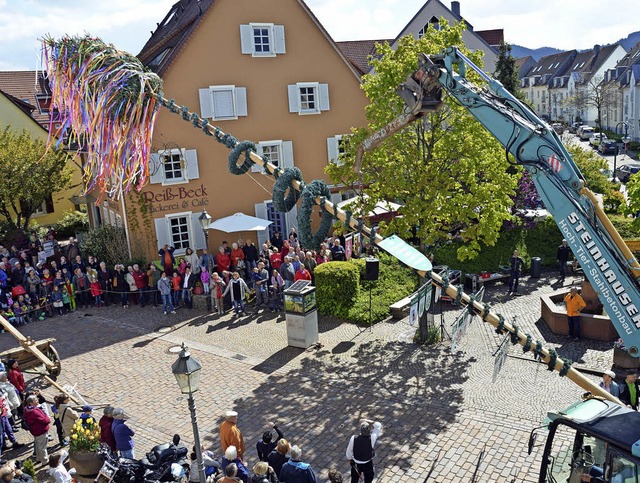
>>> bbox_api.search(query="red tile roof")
[476,29,504,48]
[0,70,51,128]
[336,39,391,76]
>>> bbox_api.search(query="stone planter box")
[69,450,103,477]
[613,346,640,369]
[540,288,618,341]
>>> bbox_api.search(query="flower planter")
[193,285,203,295]
[69,450,103,476]
[613,346,640,369]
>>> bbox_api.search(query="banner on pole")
[409,295,419,326]
[492,337,510,383]
[418,282,430,316]
[450,311,466,351]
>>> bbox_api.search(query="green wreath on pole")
[273,167,303,212]
[297,180,333,250]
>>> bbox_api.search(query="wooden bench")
[389,296,412,319]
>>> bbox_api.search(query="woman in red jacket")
[7,359,25,397]
[216,246,231,275]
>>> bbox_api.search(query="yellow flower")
[86,417,93,425]
[85,429,91,435]
[71,434,78,440]
[89,436,94,440]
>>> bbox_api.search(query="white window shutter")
[154,218,170,249]
[235,87,248,117]
[252,144,263,173]
[282,141,294,168]
[274,25,286,54]
[212,89,235,118]
[255,202,269,247]
[199,88,214,119]
[240,25,253,54]
[149,153,164,184]
[190,213,206,251]
[288,85,300,113]
[327,137,339,164]
[185,149,199,180]
[319,83,330,111]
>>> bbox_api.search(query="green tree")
[327,20,518,260]
[0,127,72,230]
[494,41,523,100]
[567,143,609,194]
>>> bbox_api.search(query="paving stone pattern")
[0,270,616,482]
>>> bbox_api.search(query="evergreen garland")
[297,182,333,250]
[273,167,303,212]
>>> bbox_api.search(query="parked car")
[598,140,618,155]
[569,122,582,133]
[579,126,595,140]
[589,132,608,147]
[551,122,563,134]
[614,163,640,183]
[578,126,594,140]
[576,125,589,137]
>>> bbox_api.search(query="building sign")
[142,184,209,213]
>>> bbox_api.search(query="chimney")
[451,1,460,17]
[593,44,600,56]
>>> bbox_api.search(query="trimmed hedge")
[315,261,360,319]
[434,217,562,274]
[315,254,419,324]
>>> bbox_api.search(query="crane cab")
[533,398,640,482]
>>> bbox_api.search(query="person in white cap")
[220,410,245,460]
[599,370,619,397]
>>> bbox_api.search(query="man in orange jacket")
[564,287,586,341]
[219,410,245,460]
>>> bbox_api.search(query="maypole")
[41,35,621,405]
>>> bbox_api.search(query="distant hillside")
[511,31,640,61]
[618,31,640,51]
[511,45,562,61]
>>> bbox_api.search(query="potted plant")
[193,280,204,295]
[68,416,103,476]
[613,339,640,369]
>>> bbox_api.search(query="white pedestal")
[285,310,319,348]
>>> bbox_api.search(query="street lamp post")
[613,121,631,181]
[198,210,212,274]
[172,344,206,483]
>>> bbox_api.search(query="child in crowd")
[90,277,102,307]
[1,307,15,325]
[200,266,210,295]
[80,405,93,427]
[171,271,181,308]
[61,285,71,314]
[51,285,64,316]
[12,302,26,326]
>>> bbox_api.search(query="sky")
[0,0,638,70]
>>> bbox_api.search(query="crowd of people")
[210,410,383,483]
[0,364,385,483]
[0,228,373,324]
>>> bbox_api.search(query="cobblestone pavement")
[0,269,617,482]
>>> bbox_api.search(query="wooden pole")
[43,375,82,405]
[0,315,56,370]
[158,96,624,406]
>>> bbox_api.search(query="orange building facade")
[98,0,368,261]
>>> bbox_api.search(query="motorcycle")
[95,434,190,482]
